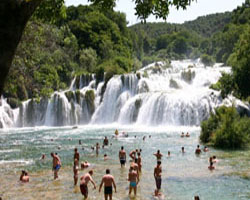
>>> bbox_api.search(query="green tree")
[79,48,97,72]
[0,0,195,96]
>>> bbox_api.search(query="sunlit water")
[0,125,250,200]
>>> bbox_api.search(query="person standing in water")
[128,166,139,196]
[74,148,80,165]
[20,170,29,182]
[73,158,79,185]
[80,170,96,199]
[99,169,117,200]
[96,143,100,155]
[51,152,61,180]
[154,150,163,161]
[103,136,109,146]
[119,146,126,167]
[154,161,162,192]
[195,145,202,154]
[137,152,142,173]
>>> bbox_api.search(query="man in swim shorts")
[51,152,61,180]
[99,169,117,200]
[128,166,139,196]
[154,161,162,191]
[119,146,126,167]
[80,170,96,199]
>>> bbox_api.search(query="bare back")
[102,174,114,187]
[80,173,92,185]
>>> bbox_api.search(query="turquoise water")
[0,125,250,200]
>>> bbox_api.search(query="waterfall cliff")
[1,59,247,128]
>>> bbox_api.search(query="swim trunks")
[54,164,61,171]
[130,181,136,187]
[155,176,162,190]
[80,184,88,197]
[120,158,126,165]
[104,186,112,195]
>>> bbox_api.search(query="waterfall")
[1,59,247,128]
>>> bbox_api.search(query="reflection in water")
[0,126,249,200]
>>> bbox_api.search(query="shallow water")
[0,125,250,200]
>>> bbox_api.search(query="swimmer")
[119,146,126,167]
[208,161,215,170]
[40,154,46,160]
[73,158,79,185]
[204,146,209,152]
[181,132,185,138]
[154,161,162,191]
[128,166,139,196]
[79,140,82,145]
[195,145,201,154]
[103,136,109,146]
[154,150,163,161]
[51,152,61,180]
[115,129,119,136]
[194,196,200,200]
[212,155,218,163]
[20,170,29,182]
[104,154,109,161]
[80,170,96,199]
[99,169,117,200]
[143,136,146,141]
[168,151,170,157]
[81,161,90,169]
[186,132,190,137]
[181,147,185,153]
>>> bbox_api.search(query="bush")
[200,106,250,149]
[201,54,215,66]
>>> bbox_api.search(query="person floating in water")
[119,146,126,167]
[81,161,90,169]
[203,146,209,152]
[154,150,163,161]
[195,145,201,154]
[51,152,61,180]
[99,169,117,200]
[73,158,79,185]
[154,161,162,193]
[20,170,29,182]
[103,136,109,146]
[80,170,96,199]
[128,166,139,196]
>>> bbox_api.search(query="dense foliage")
[200,106,250,149]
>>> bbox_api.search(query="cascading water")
[1,59,248,128]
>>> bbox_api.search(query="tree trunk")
[0,0,41,96]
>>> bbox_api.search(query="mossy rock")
[132,98,142,122]
[142,71,149,78]
[75,76,81,89]
[136,72,141,80]
[152,65,162,74]
[65,91,75,102]
[85,90,95,115]
[75,90,81,104]
[181,69,195,83]
[7,98,20,109]
[169,79,180,89]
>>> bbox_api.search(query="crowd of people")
[14,130,220,200]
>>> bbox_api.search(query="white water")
[1,59,247,128]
